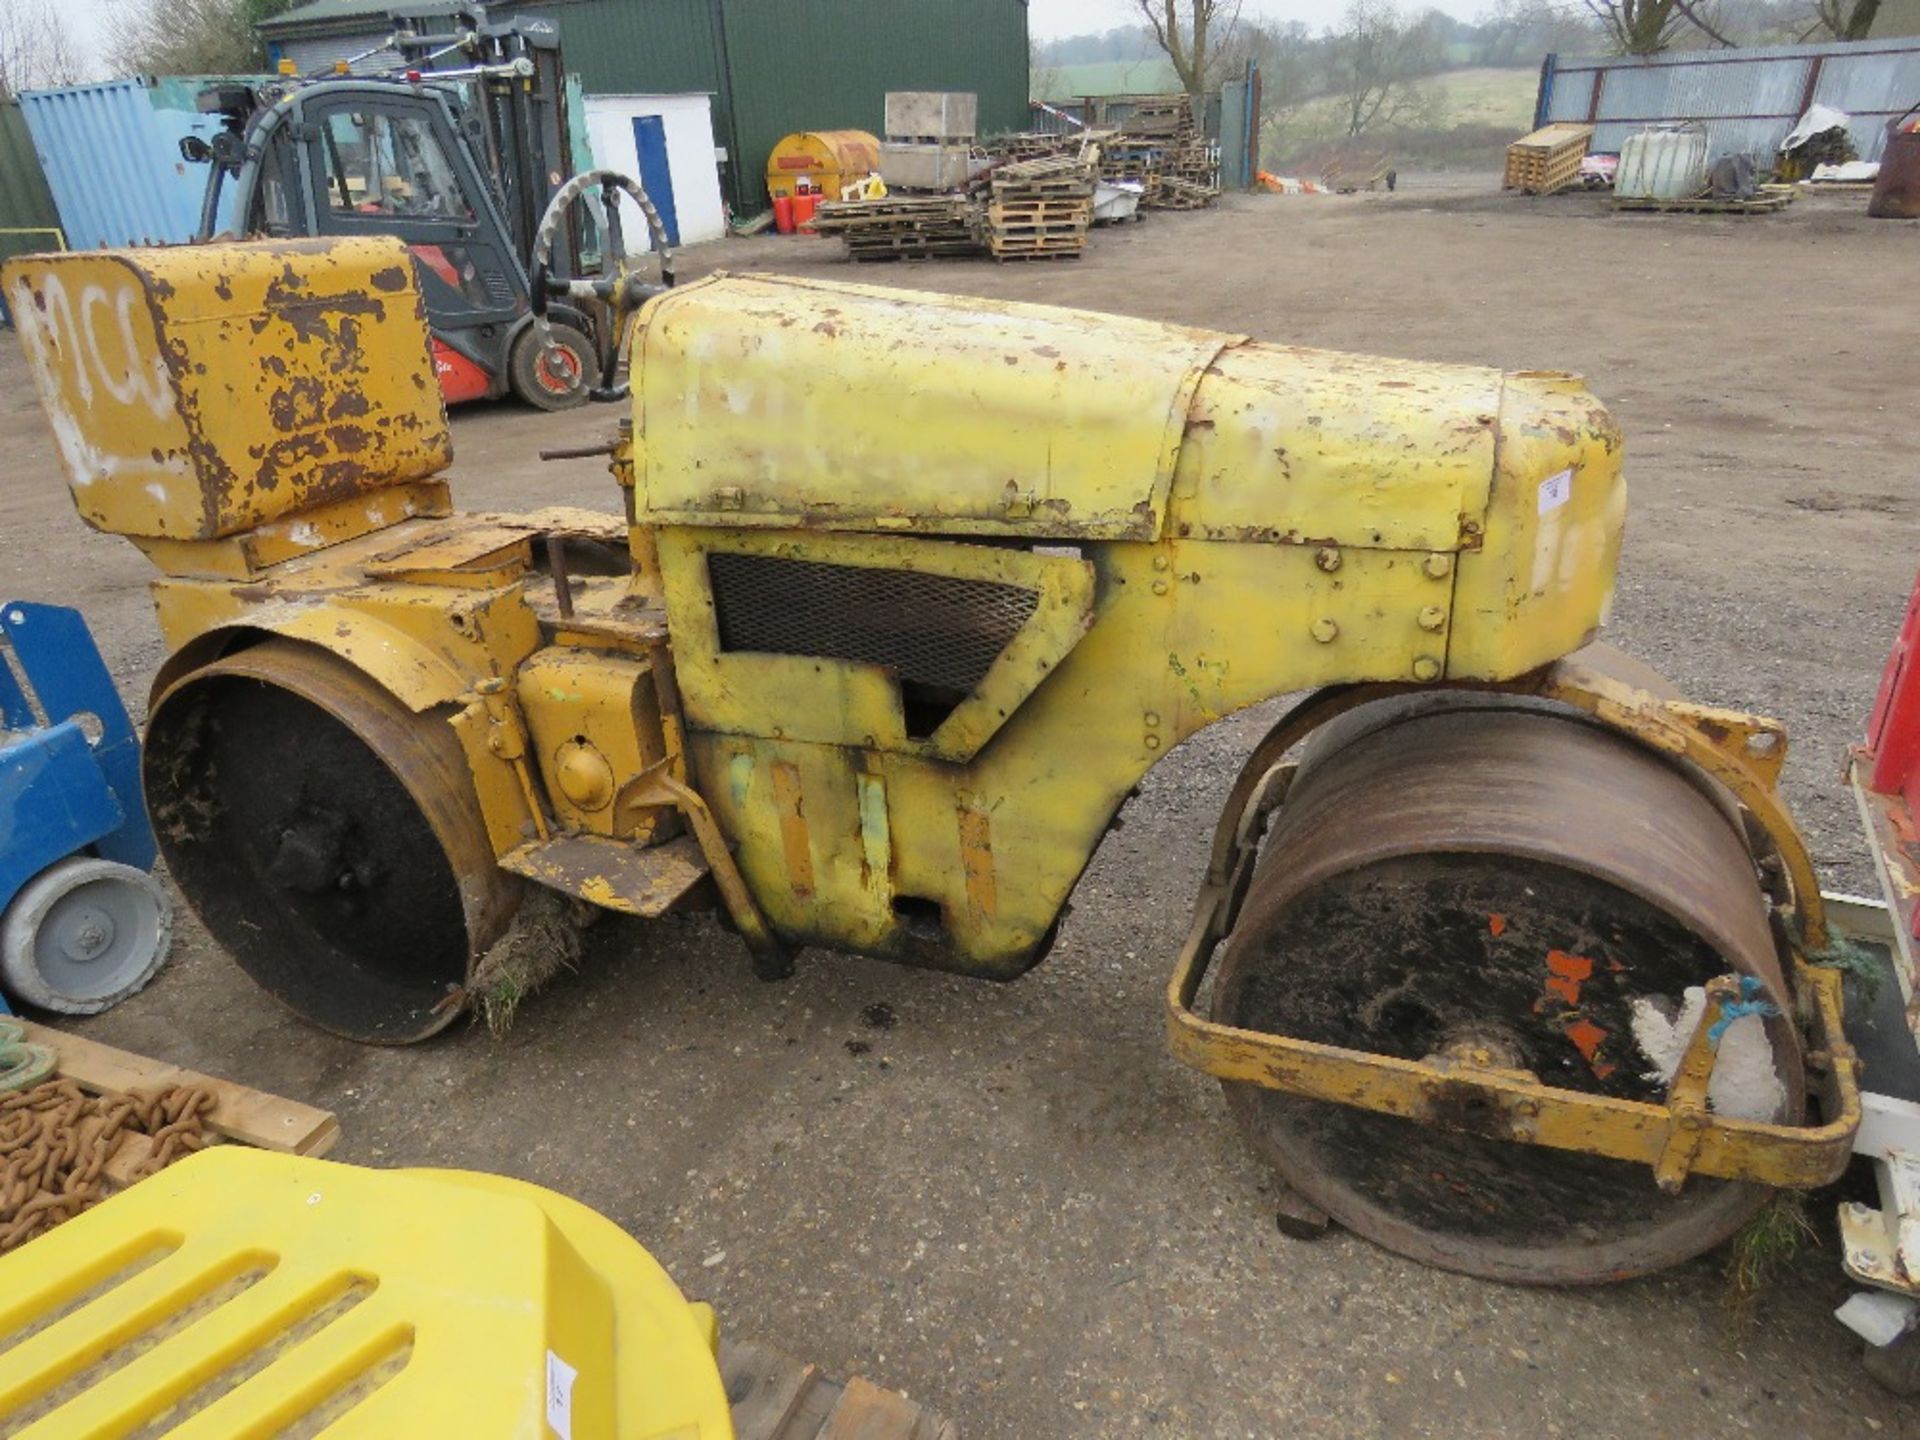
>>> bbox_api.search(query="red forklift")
[185,6,667,410]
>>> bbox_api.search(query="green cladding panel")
[518,0,725,96]
[716,0,1029,211]
[0,103,61,246]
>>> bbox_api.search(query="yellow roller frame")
[1166,651,1861,1193]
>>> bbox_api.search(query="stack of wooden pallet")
[987,153,1094,261]
[813,194,982,262]
[1503,123,1594,195]
[1154,175,1218,210]
[1098,140,1161,193]
[1123,94,1198,138]
[987,130,1079,162]
[1120,94,1219,208]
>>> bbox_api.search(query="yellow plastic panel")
[1169,342,1502,552]
[1448,370,1626,677]
[0,1147,732,1439]
[3,237,450,541]
[629,273,1234,541]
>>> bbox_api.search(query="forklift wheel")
[510,324,594,411]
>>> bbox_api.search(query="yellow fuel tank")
[764,130,881,201]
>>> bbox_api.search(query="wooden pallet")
[1151,176,1218,210]
[1613,187,1795,215]
[987,243,1084,261]
[818,195,983,261]
[1121,94,1199,140]
[988,199,1090,218]
[845,245,980,262]
[724,1339,955,1439]
[989,181,1091,202]
[992,153,1092,186]
[987,131,1075,162]
[1504,122,1593,195]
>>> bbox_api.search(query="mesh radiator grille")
[707,551,1040,698]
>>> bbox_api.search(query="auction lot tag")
[546,1350,577,1439]
[1538,468,1573,515]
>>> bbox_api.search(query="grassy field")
[1033,58,1180,101]
[1031,61,1540,172]
[1267,66,1539,172]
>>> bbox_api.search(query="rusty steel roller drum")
[1212,694,1804,1283]
[143,640,520,1043]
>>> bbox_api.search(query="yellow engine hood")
[625,273,1617,560]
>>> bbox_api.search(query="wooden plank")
[1613,191,1793,215]
[722,1339,821,1440]
[788,1374,844,1437]
[721,1340,952,1439]
[15,1021,341,1156]
[818,1377,944,1440]
[100,1131,156,1189]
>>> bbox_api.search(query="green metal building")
[0,104,64,253]
[259,0,1032,213]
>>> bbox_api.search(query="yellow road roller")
[1,181,1860,1287]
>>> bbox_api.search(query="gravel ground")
[2,181,1916,1437]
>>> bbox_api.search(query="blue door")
[632,115,680,247]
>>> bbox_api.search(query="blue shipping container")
[18,76,269,251]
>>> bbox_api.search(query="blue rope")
[1708,975,1780,1045]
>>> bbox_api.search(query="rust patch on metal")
[958,804,995,922]
[771,761,814,899]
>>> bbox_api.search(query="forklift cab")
[194,78,602,410]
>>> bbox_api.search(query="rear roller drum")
[143,641,520,1043]
[1214,698,1804,1284]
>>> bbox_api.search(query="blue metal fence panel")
[18,76,264,250]
[1541,38,1920,164]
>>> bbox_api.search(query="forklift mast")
[387,8,576,264]
[190,5,602,409]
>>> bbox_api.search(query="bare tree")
[1579,0,1734,54]
[1804,0,1882,39]
[1327,0,1445,139]
[1477,0,1598,66]
[108,0,295,76]
[1133,0,1245,95]
[0,0,83,98]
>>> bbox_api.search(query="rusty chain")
[0,1080,217,1253]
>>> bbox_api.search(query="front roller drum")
[1213,700,1805,1284]
[144,640,520,1043]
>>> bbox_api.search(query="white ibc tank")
[1616,125,1710,200]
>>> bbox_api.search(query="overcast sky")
[1030,0,1494,39]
